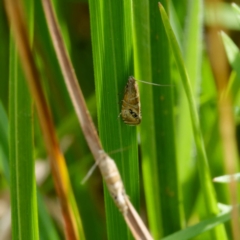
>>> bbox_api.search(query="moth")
[81,150,128,215]
[120,76,171,126]
[121,76,142,126]
[98,151,128,214]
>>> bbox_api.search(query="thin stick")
[41,0,102,160]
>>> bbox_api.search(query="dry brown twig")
[41,0,153,239]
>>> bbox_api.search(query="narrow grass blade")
[177,0,203,220]
[158,3,227,239]
[0,101,60,240]
[37,193,60,240]
[8,1,39,238]
[34,0,74,116]
[0,102,9,181]
[0,2,9,108]
[89,0,139,239]
[132,0,159,237]
[162,205,233,240]
[221,31,240,100]
[133,0,183,237]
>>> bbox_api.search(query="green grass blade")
[8,1,39,239]
[89,0,139,239]
[221,31,240,100]
[150,1,182,235]
[169,1,183,49]
[0,3,9,108]
[132,0,161,238]
[34,0,74,118]
[162,205,233,240]
[159,3,227,239]
[0,102,10,181]
[177,0,203,219]
[37,193,60,240]
[221,32,240,67]
[0,102,10,183]
[0,101,60,240]
[9,17,39,240]
[133,0,183,237]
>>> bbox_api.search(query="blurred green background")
[1,0,240,239]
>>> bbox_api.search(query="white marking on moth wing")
[104,171,119,180]
[122,100,139,109]
[108,180,123,190]
[110,192,128,215]
[115,194,128,214]
[128,94,139,100]
[99,157,117,171]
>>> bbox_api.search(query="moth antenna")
[135,79,172,87]
[109,145,131,155]
[81,162,98,184]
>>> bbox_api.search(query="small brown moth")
[121,76,142,126]
[120,76,171,125]
[81,150,128,214]
[98,151,128,214]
